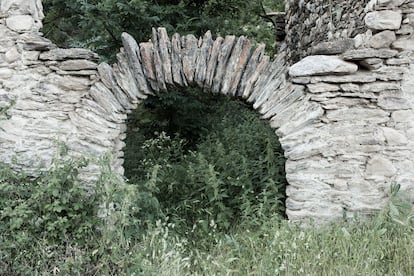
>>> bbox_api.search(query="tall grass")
[138,209,413,275]
[0,158,413,275]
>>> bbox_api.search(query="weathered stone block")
[289,55,358,77]
[369,30,396,49]
[307,83,340,93]
[311,39,355,55]
[365,11,402,30]
[59,60,97,71]
[382,127,408,145]
[4,46,19,63]
[392,38,414,51]
[365,156,397,177]
[342,48,398,60]
[0,68,12,79]
[39,48,99,61]
[6,15,33,32]
[378,95,411,110]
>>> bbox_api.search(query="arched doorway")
[123,84,288,234]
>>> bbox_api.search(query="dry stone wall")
[0,0,101,178]
[280,0,414,221]
[0,0,413,223]
[285,0,371,62]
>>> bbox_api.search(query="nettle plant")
[0,156,100,245]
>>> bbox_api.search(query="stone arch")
[70,27,320,221]
[88,28,292,171]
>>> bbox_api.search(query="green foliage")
[0,155,145,274]
[0,157,97,245]
[42,0,285,61]
[0,99,15,120]
[0,158,413,274]
[0,158,98,273]
[123,88,286,243]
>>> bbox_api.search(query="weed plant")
[1,158,412,275]
[0,157,413,274]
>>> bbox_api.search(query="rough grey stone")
[204,36,223,90]
[378,95,411,110]
[365,156,397,177]
[386,58,410,65]
[20,33,55,51]
[311,39,355,55]
[238,44,268,98]
[59,60,97,71]
[181,34,199,84]
[365,11,402,30]
[195,31,213,88]
[392,38,414,51]
[39,48,99,61]
[326,108,390,123]
[360,81,400,92]
[5,47,19,63]
[211,35,236,93]
[120,32,152,96]
[170,33,187,86]
[369,30,396,49]
[342,48,398,60]
[221,36,251,96]
[309,72,377,83]
[6,15,33,32]
[139,42,159,91]
[340,83,360,93]
[382,127,408,145]
[396,24,413,35]
[307,83,340,93]
[151,33,167,91]
[0,68,13,79]
[153,27,173,85]
[289,55,358,77]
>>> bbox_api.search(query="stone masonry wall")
[277,0,414,221]
[0,0,101,178]
[0,0,413,223]
[284,0,371,63]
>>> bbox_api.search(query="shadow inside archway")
[123,85,287,238]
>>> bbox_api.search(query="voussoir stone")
[289,55,358,77]
[365,11,402,31]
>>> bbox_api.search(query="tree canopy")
[42,0,285,61]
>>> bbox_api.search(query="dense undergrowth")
[0,158,413,274]
[123,88,287,239]
[1,89,413,275]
